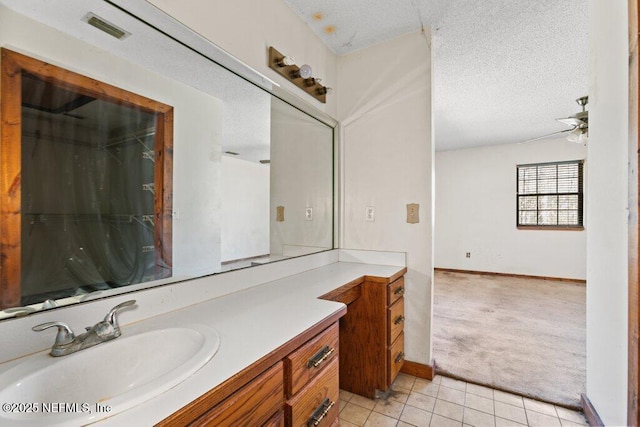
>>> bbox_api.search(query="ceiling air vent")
[83,13,130,40]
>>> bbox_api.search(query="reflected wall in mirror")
[0,0,335,319]
[0,49,173,309]
[220,97,333,270]
[270,97,333,257]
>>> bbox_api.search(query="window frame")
[516,159,584,230]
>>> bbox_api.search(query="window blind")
[516,160,584,227]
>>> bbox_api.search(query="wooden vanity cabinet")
[157,319,342,427]
[337,275,406,398]
[156,269,407,426]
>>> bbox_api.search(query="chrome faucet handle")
[32,321,75,346]
[104,300,136,336]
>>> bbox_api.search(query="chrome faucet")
[32,300,136,357]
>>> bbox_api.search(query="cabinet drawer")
[285,323,339,397]
[388,297,405,345]
[388,332,405,386]
[286,358,339,427]
[388,277,405,305]
[193,362,284,427]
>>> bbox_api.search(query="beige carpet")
[432,270,586,409]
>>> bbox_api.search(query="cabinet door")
[264,410,285,427]
[193,362,284,427]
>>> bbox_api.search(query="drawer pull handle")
[307,397,335,426]
[307,345,336,368]
[395,351,405,364]
[394,287,405,296]
[394,315,405,325]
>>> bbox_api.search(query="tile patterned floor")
[338,374,588,427]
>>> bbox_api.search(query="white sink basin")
[0,324,220,426]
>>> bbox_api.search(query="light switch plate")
[407,203,419,224]
[276,206,285,222]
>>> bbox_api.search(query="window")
[516,160,584,228]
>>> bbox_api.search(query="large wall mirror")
[0,0,335,318]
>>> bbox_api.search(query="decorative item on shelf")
[268,46,331,103]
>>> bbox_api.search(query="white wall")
[435,139,587,280]
[0,6,224,278]
[147,0,338,118]
[339,31,434,365]
[221,156,270,262]
[585,1,629,425]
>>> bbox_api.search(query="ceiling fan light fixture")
[567,127,587,144]
[578,132,588,144]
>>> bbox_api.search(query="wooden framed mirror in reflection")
[0,48,173,309]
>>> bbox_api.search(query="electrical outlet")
[305,207,313,221]
[407,203,419,224]
[276,206,285,222]
[366,206,375,222]
[172,209,179,219]
[466,252,471,258]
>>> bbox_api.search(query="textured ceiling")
[283,0,588,151]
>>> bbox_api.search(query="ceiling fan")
[522,96,589,144]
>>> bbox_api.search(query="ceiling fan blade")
[519,129,573,144]
[556,117,585,127]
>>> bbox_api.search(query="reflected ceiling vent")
[259,160,270,164]
[83,13,131,40]
[224,151,239,155]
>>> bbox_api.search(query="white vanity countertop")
[100,260,404,425]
